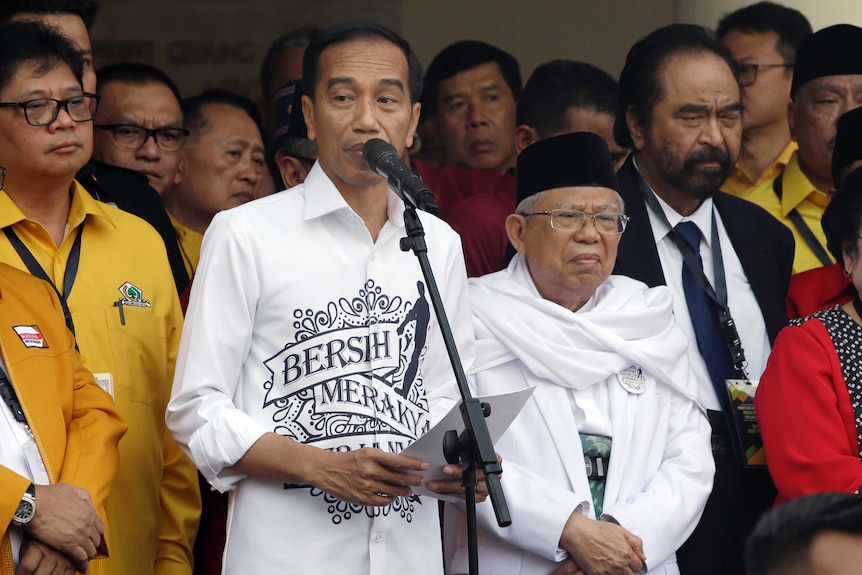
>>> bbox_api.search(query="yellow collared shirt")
[168,212,203,279]
[740,151,832,274]
[722,140,797,197]
[0,182,200,575]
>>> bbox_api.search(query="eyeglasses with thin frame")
[0,93,99,126]
[522,208,630,234]
[736,62,793,87]
[94,124,190,152]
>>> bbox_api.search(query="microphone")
[363,138,439,214]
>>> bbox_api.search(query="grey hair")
[515,191,549,215]
[515,189,625,215]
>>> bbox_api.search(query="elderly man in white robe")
[444,132,715,575]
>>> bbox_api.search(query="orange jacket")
[0,264,126,574]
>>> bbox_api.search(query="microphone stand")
[392,180,510,575]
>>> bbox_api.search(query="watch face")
[13,499,35,524]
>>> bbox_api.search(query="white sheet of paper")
[402,386,534,501]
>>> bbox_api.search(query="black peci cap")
[516,132,619,206]
[791,24,862,99]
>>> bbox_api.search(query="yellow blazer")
[0,264,126,574]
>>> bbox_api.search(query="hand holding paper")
[400,387,534,502]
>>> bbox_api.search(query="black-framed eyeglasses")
[0,93,99,126]
[94,124,190,152]
[522,208,630,234]
[736,62,793,87]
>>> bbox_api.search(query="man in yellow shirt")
[163,92,268,278]
[742,24,862,273]
[717,3,811,197]
[0,20,199,575]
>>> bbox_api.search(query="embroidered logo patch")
[117,281,152,307]
[13,325,48,349]
[617,365,647,394]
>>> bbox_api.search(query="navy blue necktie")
[674,222,738,393]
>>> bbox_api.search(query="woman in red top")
[756,168,862,504]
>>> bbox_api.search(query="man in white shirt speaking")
[167,21,477,575]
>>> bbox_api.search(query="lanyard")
[0,365,26,425]
[772,174,833,267]
[639,180,749,379]
[3,226,82,341]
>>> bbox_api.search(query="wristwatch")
[12,483,36,526]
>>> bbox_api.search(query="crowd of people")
[1,1,861,574]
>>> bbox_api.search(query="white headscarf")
[469,254,700,403]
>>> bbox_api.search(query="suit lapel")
[614,158,666,288]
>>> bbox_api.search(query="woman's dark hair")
[822,166,862,261]
[0,19,84,95]
[302,21,422,104]
[614,24,738,148]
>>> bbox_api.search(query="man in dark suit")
[611,24,794,575]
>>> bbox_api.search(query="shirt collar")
[302,160,407,229]
[780,151,829,215]
[69,179,118,228]
[168,211,203,242]
[775,140,797,167]
[0,179,117,230]
[633,156,716,248]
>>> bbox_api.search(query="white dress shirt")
[644,189,770,409]
[167,162,474,575]
[0,356,48,568]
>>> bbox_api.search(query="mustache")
[683,146,732,171]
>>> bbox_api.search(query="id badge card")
[725,378,766,468]
[93,372,114,398]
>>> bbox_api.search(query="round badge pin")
[617,366,647,394]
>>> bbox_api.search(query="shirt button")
[374,534,383,543]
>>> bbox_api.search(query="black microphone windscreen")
[362,138,397,172]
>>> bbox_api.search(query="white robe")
[444,256,714,574]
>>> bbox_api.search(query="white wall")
[89,0,675,100]
[675,0,861,30]
[403,0,674,79]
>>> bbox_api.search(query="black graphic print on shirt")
[263,280,432,523]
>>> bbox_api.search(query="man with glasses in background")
[739,24,862,273]
[93,62,188,197]
[0,20,199,575]
[716,2,812,197]
[1,0,192,295]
